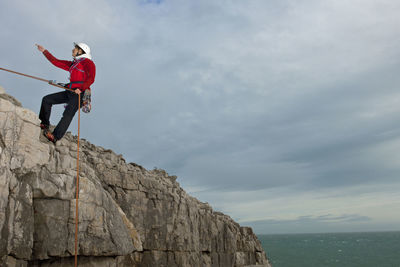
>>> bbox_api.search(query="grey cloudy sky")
[1,0,400,234]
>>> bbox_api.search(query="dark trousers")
[39,90,83,140]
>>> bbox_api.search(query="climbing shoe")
[40,123,49,130]
[43,130,57,144]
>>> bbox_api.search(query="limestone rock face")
[0,86,271,267]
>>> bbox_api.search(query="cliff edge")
[0,85,271,267]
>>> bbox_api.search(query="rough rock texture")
[0,85,271,267]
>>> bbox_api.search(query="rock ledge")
[0,86,271,267]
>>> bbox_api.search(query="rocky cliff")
[0,85,271,267]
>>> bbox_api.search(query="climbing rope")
[0,67,75,92]
[0,66,82,266]
[75,93,81,267]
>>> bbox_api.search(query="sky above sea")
[1,0,400,234]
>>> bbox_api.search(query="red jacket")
[43,50,96,91]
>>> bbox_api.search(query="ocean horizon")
[258,231,400,267]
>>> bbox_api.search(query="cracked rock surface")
[0,86,271,267]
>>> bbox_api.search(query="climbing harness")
[1,66,83,267]
[51,80,91,113]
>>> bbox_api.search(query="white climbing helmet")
[74,42,91,57]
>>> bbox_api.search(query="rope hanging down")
[75,93,81,267]
[0,66,82,266]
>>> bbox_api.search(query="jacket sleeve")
[81,60,96,90]
[43,50,72,71]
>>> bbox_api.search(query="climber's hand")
[35,44,45,52]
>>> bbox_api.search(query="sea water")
[258,231,400,267]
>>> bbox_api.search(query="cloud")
[140,0,164,5]
[187,183,400,233]
[1,0,400,233]
[248,214,372,225]
[242,214,373,234]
